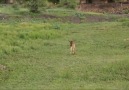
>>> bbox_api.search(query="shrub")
[59,0,77,9]
[122,21,129,27]
[123,9,129,14]
[12,3,19,10]
[26,0,47,13]
[48,0,60,4]
[117,18,129,22]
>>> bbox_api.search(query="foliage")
[48,0,60,4]
[114,0,128,2]
[123,9,129,14]
[0,0,4,3]
[29,0,39,13]
[15,0,47,13]
[59,0,77,9]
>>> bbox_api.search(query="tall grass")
[0,22,62,58]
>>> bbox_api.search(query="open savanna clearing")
[0,7,129,89]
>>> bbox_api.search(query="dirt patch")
[62,16,81,23]
[79,3,129,14]
[38,14,59,19]
[36,14,81,23]
[86,16,108,22]
[36,14,114,23]
[85,15,115,22]
[0,12,128,23]
[0,13,9,20]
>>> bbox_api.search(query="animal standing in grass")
[69,40,76,55]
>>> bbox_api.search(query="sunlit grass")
[0,22,62,59]
[0,7,129,89]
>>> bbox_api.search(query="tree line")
[0,0,128,13]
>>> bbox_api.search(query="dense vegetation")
[0,4,129,90]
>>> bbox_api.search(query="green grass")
[0,6,129,89]
[0,5,28,15]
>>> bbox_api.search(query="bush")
[27,0,38,13]
[48,0,60,4]
[12,3,19,10]
[123,9,129,14]
[27,0,47,13]
[59,0,77,9]
[122,21,129,27]
[117,18,129,22]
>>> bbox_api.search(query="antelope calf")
[69,40,76,55]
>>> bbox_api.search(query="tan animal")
[69,40,76,54]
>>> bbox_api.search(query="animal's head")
[69,40,74,43]
[69,40,74,46]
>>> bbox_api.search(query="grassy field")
[0,6,129,89]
